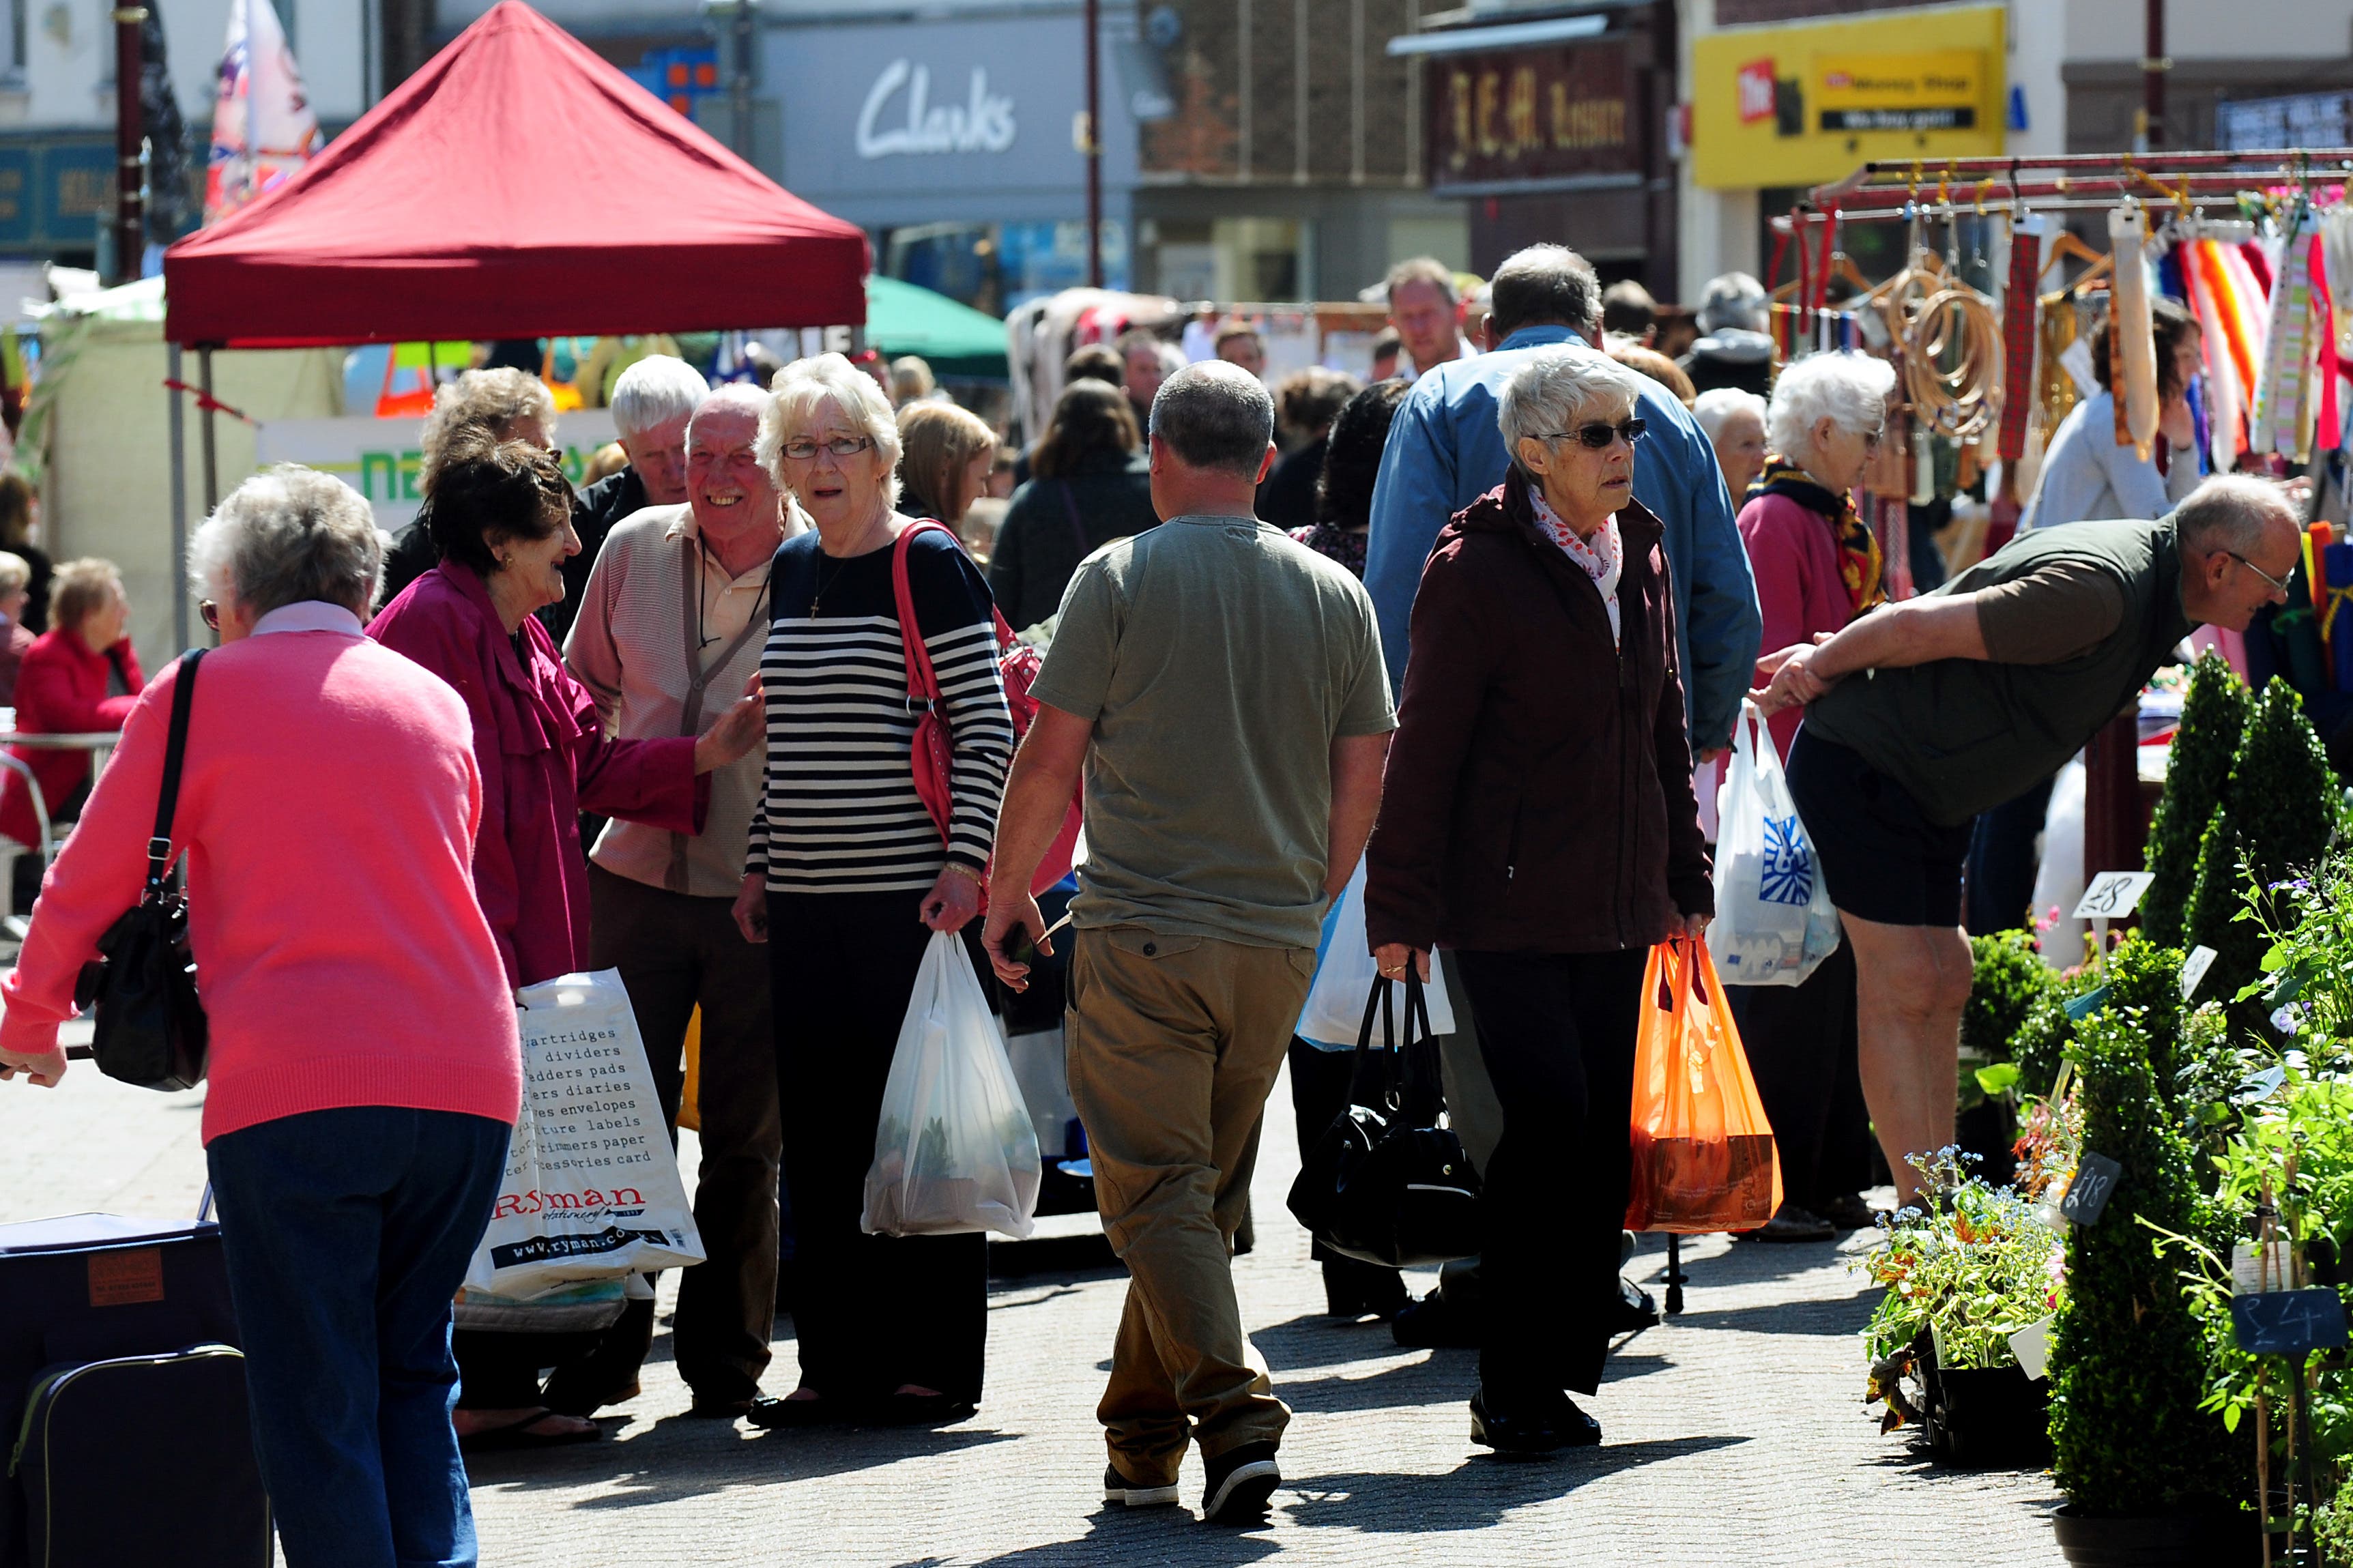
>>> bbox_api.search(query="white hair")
[757,353,904,508]
[1497,347,1643,457]
[190,465,384,617]
[608,355,710,443]
[688,381,771,441]
[1692,386,1767,444]
[1766,351,1897,461]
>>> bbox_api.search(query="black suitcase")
[11,1343,270,1565]
[0,1213,261,1568]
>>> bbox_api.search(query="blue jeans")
[205,1107,510,1568]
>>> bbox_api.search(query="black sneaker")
[1469,1388,1602,1455]
[1102,1464,1180,1508]
[1200,1440,1280,1524]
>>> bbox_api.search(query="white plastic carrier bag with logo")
[863,930,1042,1240]
[1712,703,1841,987]
[461,970,704,1301]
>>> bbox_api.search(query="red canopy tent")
[162,0,869,347]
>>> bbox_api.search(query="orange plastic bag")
[1623,935,1782,1234]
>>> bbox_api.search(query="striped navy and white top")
[746,526,1013,895]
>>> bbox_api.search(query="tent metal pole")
[199,346,218,512]
[167,342,188,650]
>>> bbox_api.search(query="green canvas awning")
[865,275,1007,381]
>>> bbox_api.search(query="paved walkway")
[1,1049,2066,1566]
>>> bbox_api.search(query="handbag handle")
[1347,968,1446,1117]
[143,649,206,901]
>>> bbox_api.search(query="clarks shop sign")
[856,60,1017,158]
[775,13,1136,218]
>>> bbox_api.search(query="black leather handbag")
[1286,970,1482,1268]
[73,648,208,1092]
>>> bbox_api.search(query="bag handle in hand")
[143,649,206,901]
[1348,972,1400,1108]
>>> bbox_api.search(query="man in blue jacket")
[1364,244,1761,758]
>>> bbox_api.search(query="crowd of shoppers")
[3,227,2309,1558]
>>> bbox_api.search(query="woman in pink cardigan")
[0,557,145,851]
[369,429,760,1449]
[0,469,523,1568]
[1731,349,1894,1245]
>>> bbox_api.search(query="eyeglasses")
[779,436,876,462]
[199,600,219,631]
[1539,418,1648,450]
[2227,550,2294,598]
[1862,426,1886,451]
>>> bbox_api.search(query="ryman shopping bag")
[1711,701,1840,987]
[1623,935,1783,1234]
[462,970,705,1301]
[862,930,1043,1240]
[1295,857,1458,1046]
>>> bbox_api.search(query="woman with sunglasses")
[1722,349,1899,1245]
[1363,349,1712,1455]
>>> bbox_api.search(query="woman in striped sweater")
[732,354,1013,1428]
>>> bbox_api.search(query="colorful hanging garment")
[2254,212,2318,460]
[2182,241,2244,469]
[2109,207,2161,461]
[1999,220,2043,464]
[2212,240,2271,418]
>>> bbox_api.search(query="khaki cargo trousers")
[1065,925,1315,1481]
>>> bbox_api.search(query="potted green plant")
[2141,650,2250,949]
[1861,1147,2066,1467]
[2048,1009,2256,1565]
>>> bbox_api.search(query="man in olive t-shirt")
[1750,474,2302,1208]
[984,363,1394,1526]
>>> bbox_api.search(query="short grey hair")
[190,465,384,618]
[1497,349,1642,459]
[1697,272,1770,336]
[2176,474,2301,558]
[419,368,557,480]
[1692,386,1767,444]
[608,355,709,443]
[0,551,29,600]
[1149,362,1275,476]
[759,353,904,508]
[1766,352,1896,460]
[1488,245,1602,340]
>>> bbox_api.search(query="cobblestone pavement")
[1,1047,2066,1567]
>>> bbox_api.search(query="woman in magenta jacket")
[0,557,144,851]
[1729,350,1897,1243]
[370,430,761,1448]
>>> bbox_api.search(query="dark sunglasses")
[1541,418,1648,450]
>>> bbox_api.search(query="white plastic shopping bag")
[1712,704,1840,987]
[1295,857,1457,1047]
[462,969,706,1301]
[862,931,1043,1240]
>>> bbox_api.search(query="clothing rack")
[1803,149,2353,220]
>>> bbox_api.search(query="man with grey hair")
[571,355,711,608]
[982,360,1394,1526]
[1385,255,1473,379]
[552,381,793,1422]
[1752,473,2303,1210]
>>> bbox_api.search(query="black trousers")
[1285,1038,1406,1303]
[1735,940,1872,1212]
[1965,773,2058,936]
[1454,946,1647,1403]
[769,890,989,1405]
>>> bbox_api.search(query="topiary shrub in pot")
[2141,652,2250,949]
[2048,1008,2256,1565]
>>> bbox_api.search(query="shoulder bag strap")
[894,523,1016,706]
[146,648,205,896]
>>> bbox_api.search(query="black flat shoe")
[1469,1389,1600,1456]
[1391,1291,1482,1349]
[869,1391,977,1427]
[745,1395,837,1429]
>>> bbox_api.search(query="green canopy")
[864,275,1007,381]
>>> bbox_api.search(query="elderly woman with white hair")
[1365,349,1711,1455]
[730,352,1013,1429]
[0,467,523,1566]
[1692,386,1769,505]
[1723,349,1898,1245]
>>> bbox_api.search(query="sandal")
[457,1408,604,1453]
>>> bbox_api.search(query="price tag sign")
[2072,872,2154,922]
[2060,1152,2124,1226]
[2181,945,2218,1000]
[2231,1288,2350,1356]
[2008,1316,2054,1382]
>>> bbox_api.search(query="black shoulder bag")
[1286,970,1483,1268]
[72,648,209,1092]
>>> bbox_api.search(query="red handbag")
[891,521,1082,905]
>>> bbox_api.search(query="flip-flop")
[458,1409,605,1453]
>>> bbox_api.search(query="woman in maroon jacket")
[0,557,143,852]
[1366,351,1712,1456]
[371,432,762,1449]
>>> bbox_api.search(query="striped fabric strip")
[745,612,1012,895]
